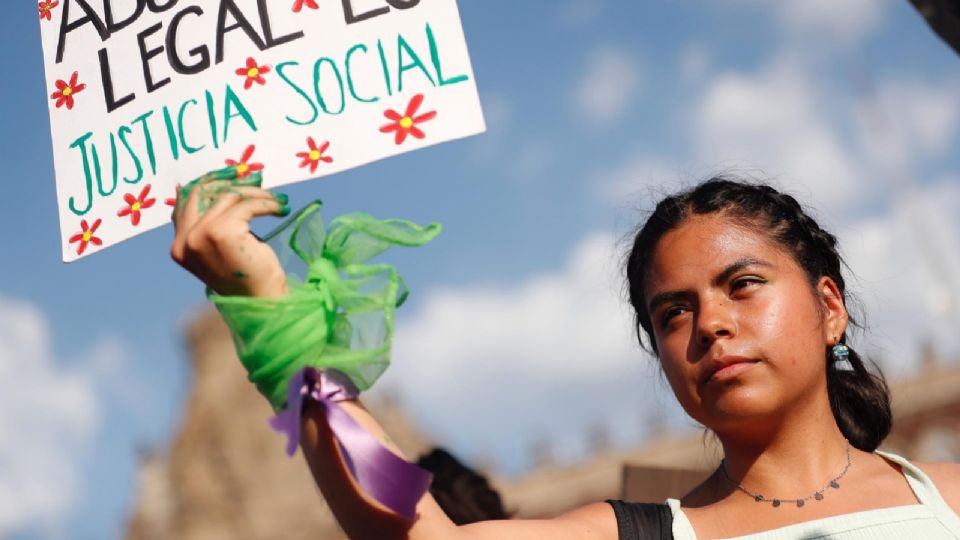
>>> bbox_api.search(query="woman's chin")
[697,387,780,426]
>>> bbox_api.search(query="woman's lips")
[706,360,759,383]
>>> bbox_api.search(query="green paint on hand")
[238,170,263,187]
[206,166,240,181]
[177,166,263,215]
[233,271,249,279]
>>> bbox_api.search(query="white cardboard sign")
[37,0,485,262]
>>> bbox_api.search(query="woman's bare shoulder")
[914,461,960,514]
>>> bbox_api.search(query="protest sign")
[37,0,485,262]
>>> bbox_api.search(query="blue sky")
[2,1,959,538]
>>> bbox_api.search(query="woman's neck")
[715,397,851,499]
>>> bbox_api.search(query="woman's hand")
[170,167,291,298]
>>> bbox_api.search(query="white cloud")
[384,234,679,471]
[679,43,709,82]
[720,0,886,48]
[776,0,886,44]
[480,93,513,135]
[572,47,641,127]
[878,79,960,160]
[507,139,555,182]
[468,93,514,164]
[693,55,865,211]
[595,51,878,213]
[593,154,686,206]
[0,298,116,537]
[841,179,960,375]
[557,0,604,28]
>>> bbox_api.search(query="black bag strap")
[606,500,674,540]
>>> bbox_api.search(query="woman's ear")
[818,276,848,343]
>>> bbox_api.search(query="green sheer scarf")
[209,201,441,411]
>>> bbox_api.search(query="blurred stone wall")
[125,308,431,540]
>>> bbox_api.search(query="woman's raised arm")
[169,173,616,540]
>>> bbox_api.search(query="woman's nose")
[695,298,736,347]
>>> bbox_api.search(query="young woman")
[171,176,960,539]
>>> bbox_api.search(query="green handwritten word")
[67,84,256,217]
[276,23,468,126]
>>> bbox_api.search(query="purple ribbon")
[268,367,433,521]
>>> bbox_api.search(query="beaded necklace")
[719,440,852,508]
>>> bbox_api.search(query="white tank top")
[666,451,960,539]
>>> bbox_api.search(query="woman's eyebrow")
[714,256,775,285]
[647,290,692,314]
[647,257,775,313]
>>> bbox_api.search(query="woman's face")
[643,213,845,433]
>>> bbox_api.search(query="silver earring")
[830,343,854,371]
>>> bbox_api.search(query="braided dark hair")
[625,177,891,451]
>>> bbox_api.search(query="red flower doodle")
[296,137,333,173]
[379,94,437,145]
[236,57,270,89]
[117,185,157,226]
[69,218,102,256]
[165,184,182,207]
[50,71,86,110]
[292,0,319,12]
[39,1,59,21]
[225,145,264,178]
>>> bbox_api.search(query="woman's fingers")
[175,188,284,260]
[172,170,273,251]
[180,189,286,263]
[220,194,291,226]
[176,180,228,229]
[169,167,291,297]
[191,184,282,231]
[173,167,239,220]
[172,180,236,262]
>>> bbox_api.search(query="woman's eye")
[661,306,687,327]
[731,276,766,293]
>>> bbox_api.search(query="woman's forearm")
[298,400,462,540]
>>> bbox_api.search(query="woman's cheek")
[750,296,784,342]
[754,287,817,348]
[659,353,701,412]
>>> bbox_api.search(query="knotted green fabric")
[209,201,441,411]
